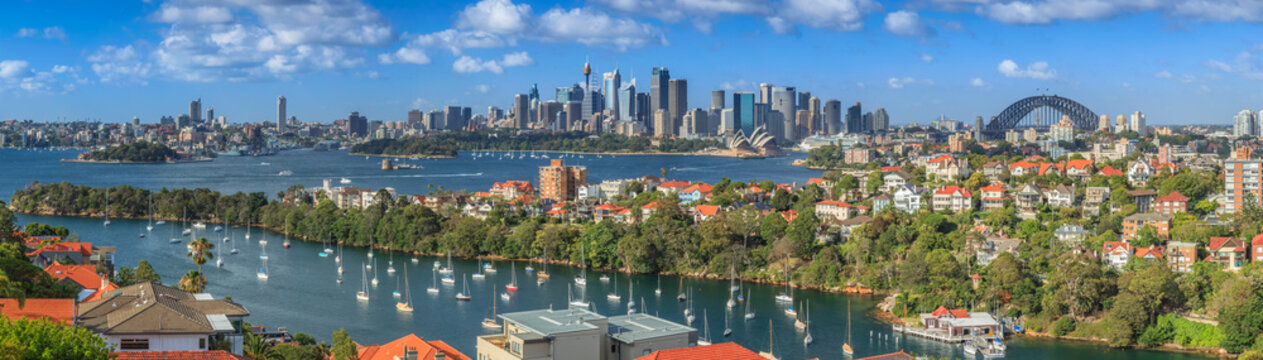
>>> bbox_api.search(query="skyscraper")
[650,67,670,116]
[797,92,812,111]
[807,96,821,135]
[824,100,841,135]
[348,112,368,137]
[635,93,649,125]
[846,102,863,134]
[1234,110,1256,138]
[189,98,202,123]
[873,108,889,131]
[408,109,423,128]
[445,106,466,130]
[688,108,709,137]
[206,108,214,126]
[581,89,603,123]
[733,92,756,136]
[975,116,985,140]
[1130,111,1146,136]
[759,83,773,104]
[1098,114,1111,132]
[539,160,586,202]
[277,96,286,131]
[1115,115,1128,133]
[711,90,725,110]
[564,101,581,131]
[668,79,687,131]
[618,81,636,123]
[513,94,529,129]
[654,109,671,138]
[770,86,796,140]
[603,69,621,121]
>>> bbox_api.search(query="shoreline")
[350,152,456,160]
[352,148,789,159]
[61,158,214,164]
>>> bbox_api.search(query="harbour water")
[4,148,1215,359]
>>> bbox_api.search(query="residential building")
[1208,236,1247,271]
[931,186,972,212]
[1122,213,1172,241]
[77,282,250,354]
[881,171,913,193]
[1014,184,1043,215]
[539,160,587,202]
[477,308,696,360]
[1063,159,1094,178]
[815,200,855,221]
[1045,184,1075,208]
[981,161,1007,179]
[678,183,713,203]
[1224,155,1263,213]
[1234,109,1256,138]
[25,241,115,275]
[1254,234,1263,262]
[1135,245,1166,263]
[1054,224,1085,243]
[655,180,691,195]
[918,306,1002,338]
[490,181,535,200]
[1127,161,1155,187]
[44,262,118,302]
[979,182,1007,211]
[925,155,971,180]
[114,351,249,360]
[1129,189,1159,213]
[893,185,923,213]
[355,333,469,360]
[872,194,893,213]
[1154,191,1189,215]
[0,298,74,325]
[1083,186,1109,213]
[1103,241,1133,269]
[1167,241,1197,273]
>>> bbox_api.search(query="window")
[643,349,653,356]
[199,338,206,349]
[120,338,149,350]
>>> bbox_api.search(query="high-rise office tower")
[565,101,581,131]
[276,96,286,131]
[711,90,725,110]
[528,84,540,106]
[1115,115,1127,133]
[635,93,650,124]
[1098,114,1111,132]
[1130,111,1146,136]
[348,111,368,137]
[445,106,466,130]
[759,83,773,104]
[189,99,202,123]
[687,108,709,137]
[603,69,621,121]
[668,79,687,131]
[408,110,423,128]
[873,108,889,131]
[618,81,636,123]
[807,96,821,135]
[513,94,529,129]
[654,109,671,138]
[733,92,757,135]
[1236,110,1256,138]
[536,101,563,130]
[795,110,811,139]
[863,113,874,134]
[720,109,735,135]
[797,92,811,111]
[488,106,504,124]
[770,86,797,140]
[846,102,863,133]
[650,67,670,116]
[581,89,603,123]
[824,100,841,135]
[975,116,985,140]
[206,108,214,126]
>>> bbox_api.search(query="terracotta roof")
[658,180,691,189]
[1209,237,1245,252]
[816,200,852,207]
[635,342,764,360]
[681,183,714,194]
[114,351,249,360]
[980,182,1006,192]
[1103,241,1132,255]
[1099,165,1125,176]
[1134,246,1166,259]
[856,351,916,360]
[1127,189,1159,197]
[1065,159,1094,170]
[45,263,113,291]
[1156,191,1188,203]
[77,282,249,336]
[26,242,93,258]
[806,178,825,184]
[927,154,954,163]
[781,210,798,223]
[879,166,904,172]
[1253,233,1263,246]
[357,333,471,360]
[642,201,661,210]
[695,205,720,216]
[930,306,969,319]
[934,185,972,198]
[0,298,75,325]
[1008,160,1038,170]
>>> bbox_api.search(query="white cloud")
[932,0,1263,25]
[379,47,431,65]
[452,52,533,74]
[411,97,427,109]
[410,29,511,55]
[537,7,662,50]
[87,45,151,84]
[888,77,933,88]
[997,59,1056,79]
[970,77,986,87]
[592,0,769,33]
[456,0,533,34]
[1154,70,1173,79]
[719,79,751,91]
[920,54,934,63]
[475,84,491,93]
[1205,49,1263,80]
[0,60,30,79]
[769,0,883,34]
[150,4,234,24]
[16,26,66,39]
[885,10,934,37]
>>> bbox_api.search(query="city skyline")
[1,0,1262,125]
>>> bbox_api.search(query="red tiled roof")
[1156,191,1188,203]
[45,263,113,291]
[1103,241,1132,255]
[0,298,75,325]
[1099,165,1124,176]
[658,180,691,189]
[1135,246,1166,259]
[357,333,471,360]
[1008,160,1038,170]
[980,182,1006,192]
[114,351,249,360]
[934,185,972,198]
[695,205,720,216]
[930,306,969,319]
[1253,233,1263,246]
[879,166,903,172]
[807,178,824,185]
[1209,237,1245,252]
[856,351,916,360]
[1065,159,1094,170]
[635,342,764,360]
[26,242,92,258]
[927,154,953,163]
[681,183,714,194]
[816,200,852,207]
[642,201,661,210]
[781,210,798,223]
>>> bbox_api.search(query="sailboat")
[505,262,518,292]
[146,193,154,231]
[334,241,341,263]
[776,259,793,303]
[387,253,396,275]
[356,265,370,301]
[607,276,621,301]
[567,286,590,308]
[229,230,239,254]
[371,258,379,287]
[471,256,485,279]
[483,260,497,274]
[724,308,733,337]
[655,275,662,296]
[181,209,192,236]
[842,299,855,355]
[257,251,269,280]
[759,320,778,360]
[259,242,268,260]
[803,301,813,345]
[481,293,502,329]
[627,280,637,314]
[428,271,440,293]
[744,289,756,320]
[536,257,549,279]
[455,274,472,301]
[439,251,453,274]
[103,188,110,226]
[677,279,686,302]
[393,275,402,298]
[785,301,798,317]
[282,220,290,249]
[727,269,737,309]
[216,237,224,268]
[684,288,695,325]
[396,268,414,312]
[258,224,267,245]
[698,309,712,346]
[574,245,587,286]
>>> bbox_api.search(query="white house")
[77,282,250,354]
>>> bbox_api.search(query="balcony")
[477,335,521,360]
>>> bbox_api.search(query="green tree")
[866,172,884,193]
[332,328,357,360]
[0,316,115,360]
[1218,278,1263,353]
[760,214,787,242]
[0,201,16,243]
[178,270,207,293]
[245,332,278,360]
[186,237,215,273]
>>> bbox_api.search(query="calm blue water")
[4,148,1212,359]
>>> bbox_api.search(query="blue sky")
[1,0,1262,126]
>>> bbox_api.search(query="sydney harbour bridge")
[981,95,1098,139]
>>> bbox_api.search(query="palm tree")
[186,237,215,272]
[178,270,206,293]
[245,333,278,360]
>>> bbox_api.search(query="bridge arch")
[984,95,1099,136]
